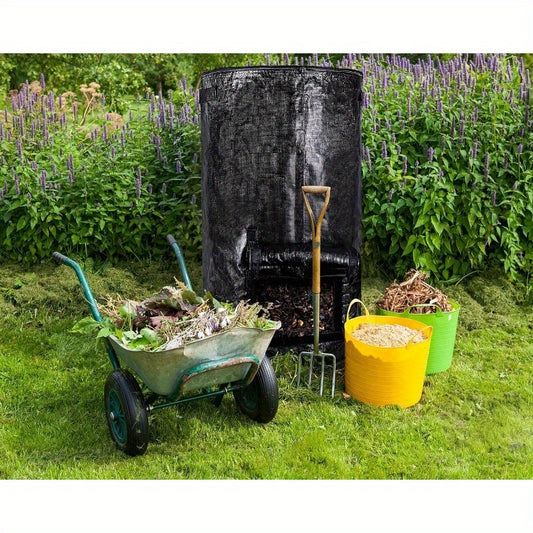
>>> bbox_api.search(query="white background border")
[0,1,532,531]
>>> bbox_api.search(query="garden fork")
[297,185,337,398]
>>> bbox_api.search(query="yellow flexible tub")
[344,299,433,408]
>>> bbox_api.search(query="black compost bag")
[200,66,363,301]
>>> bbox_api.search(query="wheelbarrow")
[53,236,281,456]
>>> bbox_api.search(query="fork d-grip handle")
[302,186,331,294]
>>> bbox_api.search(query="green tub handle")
[404,302,443,316]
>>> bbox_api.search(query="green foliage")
[0,78,201,264]
[359,53,532,284]
[0,53,269,109]
[1,53,532,287]
[0,55,14,93]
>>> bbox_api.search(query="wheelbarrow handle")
[52,251,102,323]
[302,186,330,294]
[166,234,193,290]
[53,250,121,370]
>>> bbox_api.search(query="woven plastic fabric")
[200,66,363,301]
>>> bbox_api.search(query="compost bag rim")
[201,65,363,80]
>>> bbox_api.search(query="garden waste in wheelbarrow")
[53,236,281,456]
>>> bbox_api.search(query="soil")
[257,282,336,338]
[351,322,427,347]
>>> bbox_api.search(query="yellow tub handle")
[346,298,369,323]
[406,325,433,348]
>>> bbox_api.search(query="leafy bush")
[0,78,201,263]
[0,53,531,288]
[355,53,532,283]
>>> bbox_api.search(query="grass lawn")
[0,258,532,480]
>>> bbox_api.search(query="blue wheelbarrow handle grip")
[53,251,69,263]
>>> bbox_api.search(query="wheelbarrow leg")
[211,391,225,407]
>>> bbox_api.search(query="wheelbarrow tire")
[104,369,149,456]
[233,356,278,423]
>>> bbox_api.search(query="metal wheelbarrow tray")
[53,235,280,456]
[107,325,279,399]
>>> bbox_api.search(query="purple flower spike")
[484,152,490,180]
[40,170,48,191]
[388,188,394,200]
[517,144,523,154]
[381,141,388,160]
[161,183,167,194]
[491,190,497,206]
[40,73,45,90]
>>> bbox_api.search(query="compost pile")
[260,282,335,338]
[376,269,453,314]
[352,323,427,348]
[73,281,278,352]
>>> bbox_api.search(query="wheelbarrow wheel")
[233,356,278,423]
[104,369,149,456]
